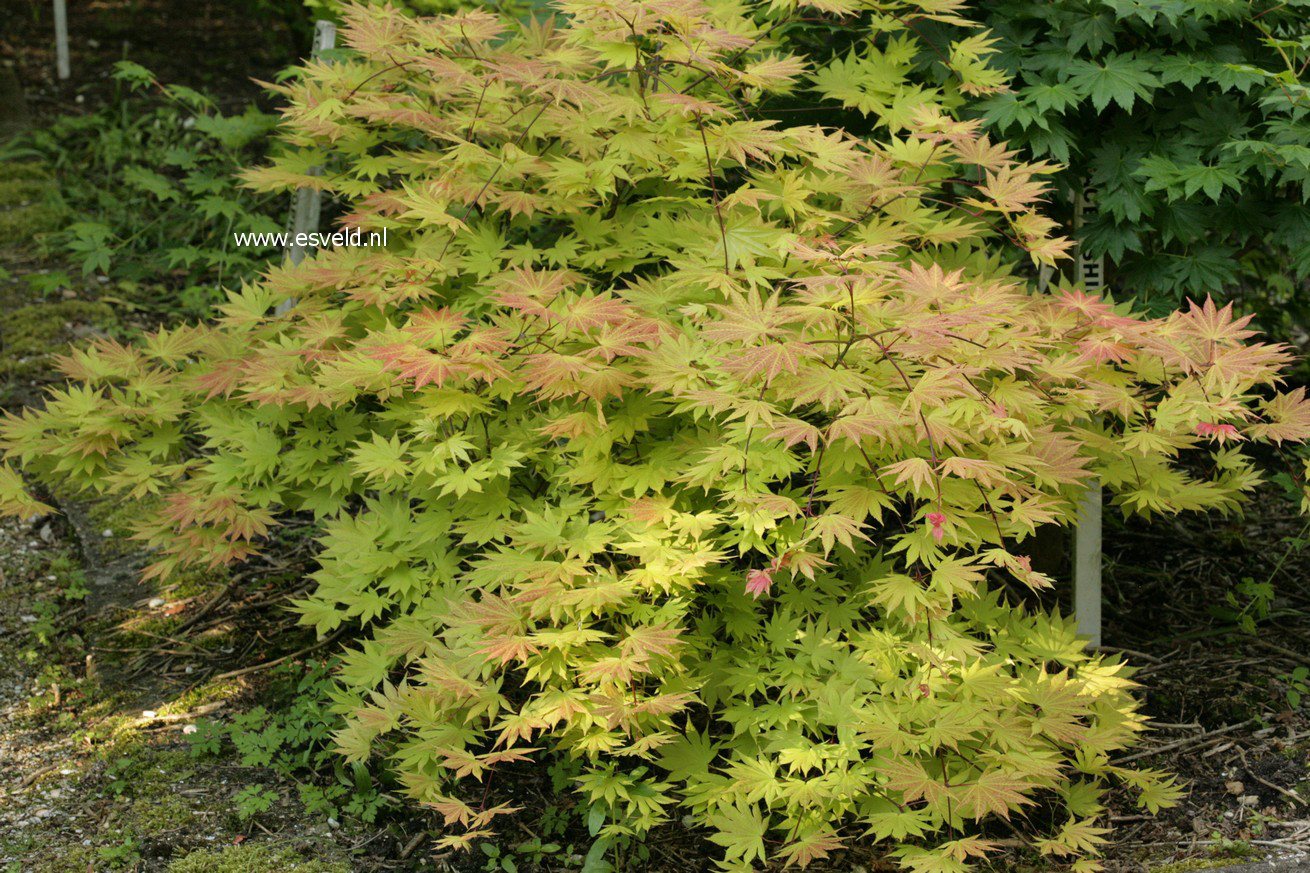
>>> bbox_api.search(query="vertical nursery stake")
[1073,187,1105,647]
[277,20,337,315]
[1073,479,1103,647]
[53,0,71,80]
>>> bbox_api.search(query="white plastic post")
[53,0,70,80]
[1073,188,1105,647]
[276,20,337,315]
[1073,479,1102,647]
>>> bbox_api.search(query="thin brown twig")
[1115,719,1257,765]
[205,626,348,682]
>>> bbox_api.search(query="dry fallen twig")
[15,763,58,791]
[1115,719,1257,764]
[132,700,226,726]
[207,627,347,682]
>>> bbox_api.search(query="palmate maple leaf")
[578,653,648,686]
[1075,335,1135,365]
[736,54,809,90]
[493,266,579,306]
[703,292,791,344]
[189,359,246,400]
[882,457,937,495]
[457,593,524,636]
[1250,387,1310,444]
[967,164,1056,213]
[477,633,540,665]
[938,836,1001,863]
[427,795,479,827]
[706,119,788,165]
[882,757,951,807]
[959,770,1038,820]
[952,133,1017,171]
[785,364,869,408]
[619,623,685,662]
[939,456,1010,489]
[809,512,869,555]
[1178,296,1256,345]
[367,342,466,389]
[826,412,901,448]
[651,91,734,118]
[558,293,633,332]
[768,416,822,452]
[403,307,468,346]
[718,341,820,383]
[1053,288,1135,328]
[778,829,844,869]
[448,326,514,356]
[590,319,663,361]
[1203,341,1292,387]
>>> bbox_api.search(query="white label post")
[53,0,70,80]
[276,20,337,316]
[1073,188,1105,648]
[1073,479,1102,647]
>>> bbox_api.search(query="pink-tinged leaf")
[1195,422,1242,443]
[1075,336,1135,365]
[745,568,773,599]
[404,307,467,346]
[1179,296,1256,345]
[1250,387,1310,444]
[927,511,946,543]
[882,457,937,494]
[768,417,822,452]
[719,342,818,383]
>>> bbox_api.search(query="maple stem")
[804,441,827,517]
[740,388,767,488]
[872,336,944,506]
[972,481,1006,547]
[345,56,414,101]
[655,59,752,119]
[465,78,491,142]
[694,112,732,275]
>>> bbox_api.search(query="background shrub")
[968,0,1310,328]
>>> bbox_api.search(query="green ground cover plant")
[186,659,391,824]
[4,1,1310,871]
[0,62,285,318]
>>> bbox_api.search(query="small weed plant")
[187,660,389,823]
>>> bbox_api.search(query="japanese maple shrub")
[4,2,1310,871]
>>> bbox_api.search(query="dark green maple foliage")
[969,0,1310,323]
